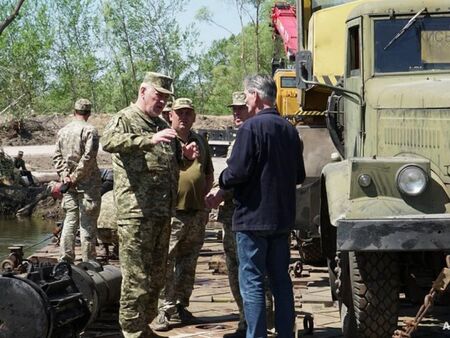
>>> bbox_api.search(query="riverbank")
[1,113,233,172]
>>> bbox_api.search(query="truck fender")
[319,160,350,258]
[320,160,350,226]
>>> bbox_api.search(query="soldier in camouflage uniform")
[153,98,214,331]
[0,148,15,186]
[205,92,254,337]
[53,98,101,263]
[160,100,172,125]
[14,151,35,185]
[101,73,199,338]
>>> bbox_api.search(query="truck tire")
[338,252,399,338]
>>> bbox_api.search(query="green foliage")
[0,0,52,118]
[197,0,280,115]
[0,0,289,117]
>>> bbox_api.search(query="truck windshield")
[374,16,450,73]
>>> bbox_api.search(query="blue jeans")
[236,231,294,338]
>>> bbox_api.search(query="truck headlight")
[396,165,428,196]
[358,174,372,188]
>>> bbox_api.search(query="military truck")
[296,0,450,336]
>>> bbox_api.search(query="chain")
[392,255,450,338]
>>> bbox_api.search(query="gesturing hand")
[182,141,199,160]
[152,128,177,144]
[204,188,225,209]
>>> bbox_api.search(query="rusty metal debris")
[392,255,450,338]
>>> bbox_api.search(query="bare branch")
[0,0,26,36]
[195,6,234,35]
[0,93,26,115]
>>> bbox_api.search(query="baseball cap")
[143,72,173,95]
[228,91,246,107]
[74,98,92,113]
[173,98,194,111]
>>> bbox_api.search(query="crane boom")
[271,2,298,61]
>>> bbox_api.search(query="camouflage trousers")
[222,221,247,330]
[220,209,274,331]
[118,217,171,338]
[60,189,100,263]
[159,209,208,315]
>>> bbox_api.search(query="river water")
[0,216,56,260]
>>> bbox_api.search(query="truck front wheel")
[338,252,399,338]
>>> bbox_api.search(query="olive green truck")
[296,0,450,336]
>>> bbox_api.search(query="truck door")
[344,18,364,158]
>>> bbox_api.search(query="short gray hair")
[244,74,277,106]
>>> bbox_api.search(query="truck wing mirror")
[296,50,312,89]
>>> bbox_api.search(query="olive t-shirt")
[176,131,213,210]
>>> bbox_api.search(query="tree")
[0,0,25,36]
[195,0,277,115]
[0,0,52,118]
[101,0,200,111]
[44,0,104,113]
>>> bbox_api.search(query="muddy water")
[0,216,55,260]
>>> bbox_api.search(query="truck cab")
[310,1,450,336]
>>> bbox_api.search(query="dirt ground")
[0,113,233,171]
[0,113,233,147]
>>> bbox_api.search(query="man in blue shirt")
[219,74,305,338]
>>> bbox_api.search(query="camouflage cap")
[173,98,194,111]
[162,101,173,112]
[143,71,173,95]
[74,98,92,112]
[228,91,247,107]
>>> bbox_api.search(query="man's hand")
[204,188,225,209]
[182,142,199,160]
[152,128,177,144]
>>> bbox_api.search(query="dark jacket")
[219,108,305,232]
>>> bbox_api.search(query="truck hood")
[366,76,450,109]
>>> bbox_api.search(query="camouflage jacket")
[101,104,181,221]
[217,139,235,224]
[53,119,101,191]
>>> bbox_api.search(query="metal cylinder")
[0,274,50,338]
[0,262,121,338]
[71,261,122,325]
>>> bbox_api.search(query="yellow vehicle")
[273,69,298,118]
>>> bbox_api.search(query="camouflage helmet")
[74,98,92,114]
[228,91,247,107]
[142,71,174,95]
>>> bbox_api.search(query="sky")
[178,0,250,49]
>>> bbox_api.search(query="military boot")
[152,311,170,331]
[170,304,197,324]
